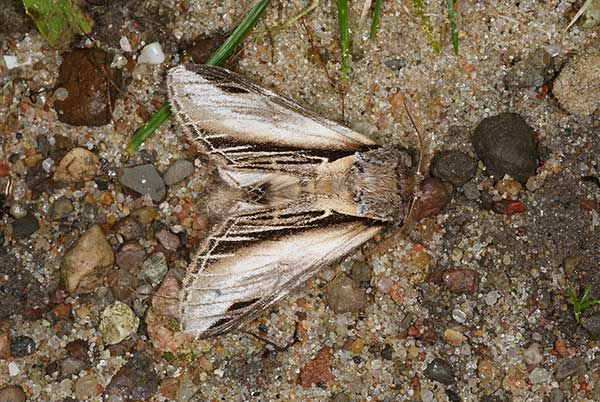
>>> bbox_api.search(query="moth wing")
[167,64,376,168]
[181,207,382,337]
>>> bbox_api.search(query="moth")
[167,64,419,338]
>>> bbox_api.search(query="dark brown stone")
[54,48,122,126]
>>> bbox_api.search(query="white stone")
[138,42,165,65]
[8,361,19,376]
[3,55,32,69]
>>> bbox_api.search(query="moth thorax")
[350,146,415,222]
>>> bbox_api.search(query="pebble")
[141,252,169,287]
[114,216,144,241]
[99,301,140,345]
[495,179,522,196]
[53,147,101,182]
[54,48,122,126]
[66,339,89,360]
[383,58,406,71]
[350,121,378,137]
[115,242,146,271]
[12,213,39,238]
[472,113,538,182]
[8,361,19,376]
[528,367,549,384]
[48,197,74,220]
[424,358,455,384]
[463,181,480,200]
[477,359,501,392]
[131,206,158,224]
[325,274,366,313]
[431,150,478,186]
[549,388,564,402]
[523,343,544,365]
[119,164,166,202]
[504,48,556,88]
[0,385,27,402]
[103,354,159,400]
[581,313,600,339]
[9,203,27,219]
[138,42,165,65]
[163,159,194,186]
[554,357,587,381]
[553,50,600,115]
[413,178,452,221]
[0,333,10,358]
[108,268,138,301]
[443,329,466,346]
[74,374,101,400]
[443,269,480,294]
[60,357,86,377]
[61,225,115,293]
[155,229,181,251]
[297,347,335,388]
[349,262,372,285]
[10,335,36,357]
[451,308,467,323]
[484,291,501,306]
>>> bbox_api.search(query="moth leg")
[242,326,300,353]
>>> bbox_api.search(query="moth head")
[350,145,415,223]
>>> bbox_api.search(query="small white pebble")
[54,87,69,101]
[8,361,20,376]
[120,35,132,52]
[485,290,500,306]
[3,54,32,69]
[42,158,54,173]
[452,308,467,323]
[214,368,225,377]
[138,42,165,65]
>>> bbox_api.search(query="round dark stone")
[424,358,455,384]
[11,335,36,357]
[472,113,538,182]
[380,344,393,360]
[431,150,478,186]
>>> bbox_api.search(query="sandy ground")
[1,0,600,401]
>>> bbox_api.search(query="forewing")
[167,64,376,168]
[181,206,382,337]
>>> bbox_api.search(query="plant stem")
[447,0,459,55]
[337,0,351,78]
[369,0,382,40]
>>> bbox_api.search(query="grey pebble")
[349,262,372,285]
[120,164,166,202]
[141,252,168,287]
[60,357,87,378]
[431,150,478,186]
[581,313,600,339]
[472,112,538,182]
[48,197,74,221]
[504,48,556,88]
[463,181,480,200]
[424,358,455,384]
[383,58,405,71]
[163,159,194,186]
[11,335,36,357]
[554,357,586,381]
[549,388,564,402]
[12,213,39,237]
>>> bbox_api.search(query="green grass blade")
[447,0,459,55]
[412,0,440,53]
[126,0,271,153]
[369,0,383,40]
[337,0,351,78]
